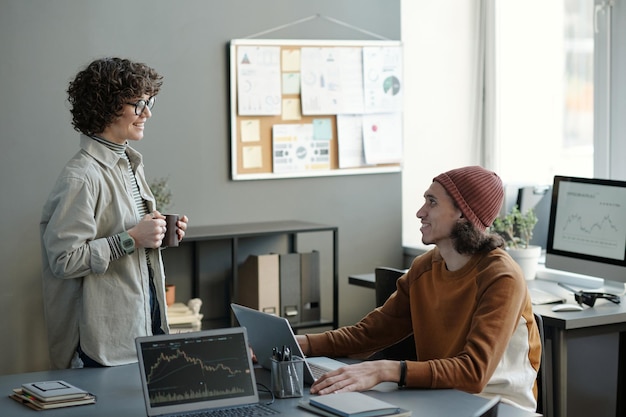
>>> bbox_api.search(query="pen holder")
[270,356,304,398]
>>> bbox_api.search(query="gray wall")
[0,0,402,374]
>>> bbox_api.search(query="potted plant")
[491,205,541,280]
[149,176,172,212]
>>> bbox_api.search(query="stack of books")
[167,298,203,333]
[10,380,95,410]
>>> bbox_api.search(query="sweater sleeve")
[307,271,415,358]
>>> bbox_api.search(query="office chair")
[472,395,500,417]
[370,267,417,361]
[534,312,548,417]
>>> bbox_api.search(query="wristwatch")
[398,360,407,388]
[119,231,135,255]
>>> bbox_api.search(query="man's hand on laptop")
[309,360,399,395]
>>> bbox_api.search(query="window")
[493,0,595,186]
[400,0,621,250]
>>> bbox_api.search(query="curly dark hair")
[67,57,163,136]
[451,219,505,255]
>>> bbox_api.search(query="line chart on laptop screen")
[140,334,255,406]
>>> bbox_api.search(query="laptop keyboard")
[308,362,329,380]
[170,404,279,417]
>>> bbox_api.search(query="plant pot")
[165,284,176,306]
[507,245,542,280]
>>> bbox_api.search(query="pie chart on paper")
[383,76,401,95]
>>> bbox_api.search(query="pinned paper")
[313,118,333,140]
[242,145,263,169]
[282,49,301,72]
[240,119,261,142]
[282,73,301,95]
[282,98,302,121]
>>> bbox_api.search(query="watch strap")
[398,360,407,388]
[119,231,135,255]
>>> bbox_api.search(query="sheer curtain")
[401,0,487,248]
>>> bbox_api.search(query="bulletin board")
[230,39,403,181]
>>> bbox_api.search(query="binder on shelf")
[279,252,301,324]
[236,253,280,315]
[300,250,321,322]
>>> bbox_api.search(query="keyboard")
[308,362,328,380]
[529,287,565,305]
[171,404,279,417]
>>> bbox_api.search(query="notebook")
[231,303,346,384]
[135,327,279,417]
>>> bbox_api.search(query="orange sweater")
[307,247,541,412]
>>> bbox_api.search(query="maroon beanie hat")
[433,166,504,232]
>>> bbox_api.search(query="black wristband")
[398,360,407,388]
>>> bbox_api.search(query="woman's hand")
[129,211,166,248]
[176,214,189,242]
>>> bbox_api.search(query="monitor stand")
[536,265,626,295]
[602,280,626,296]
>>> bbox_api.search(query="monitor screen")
[545,175,626,293]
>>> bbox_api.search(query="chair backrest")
[534,312,548,416]
[472,395,500,417]
[373,267,417,361]
[374,266,406,307]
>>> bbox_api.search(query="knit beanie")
[433,166,504,232]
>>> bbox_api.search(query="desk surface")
[348,272,376,288]
[0,363,536,416]
[526,279,626,330]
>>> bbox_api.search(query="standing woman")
[40,57,189,369]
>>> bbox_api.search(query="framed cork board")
[229,38,403,180]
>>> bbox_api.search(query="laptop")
[231,303,346,384]
[135,327,279,417]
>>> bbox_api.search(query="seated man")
[297,166,541,412]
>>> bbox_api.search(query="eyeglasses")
[573,291,621,307]
[558,282,621,307]
[126,96,155,115]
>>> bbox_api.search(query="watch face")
[120,233,135,254]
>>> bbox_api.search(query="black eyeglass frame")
[125,96,156,116]
[573,291,621,307]
[558,282,621,307]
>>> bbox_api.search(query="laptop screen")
[136,327,259,416]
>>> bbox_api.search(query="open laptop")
[231,303,346,384]
[135,327,278,417]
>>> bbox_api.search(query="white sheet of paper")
[362,113,403,164]
[300,47,364,115]
[237,46,281,115]
[337,114,370,168]
[272,124,330,173]
[363,46,403,114]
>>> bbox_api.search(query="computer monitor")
[545,175,626,294]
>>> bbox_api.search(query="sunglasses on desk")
[558,282,621,307]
